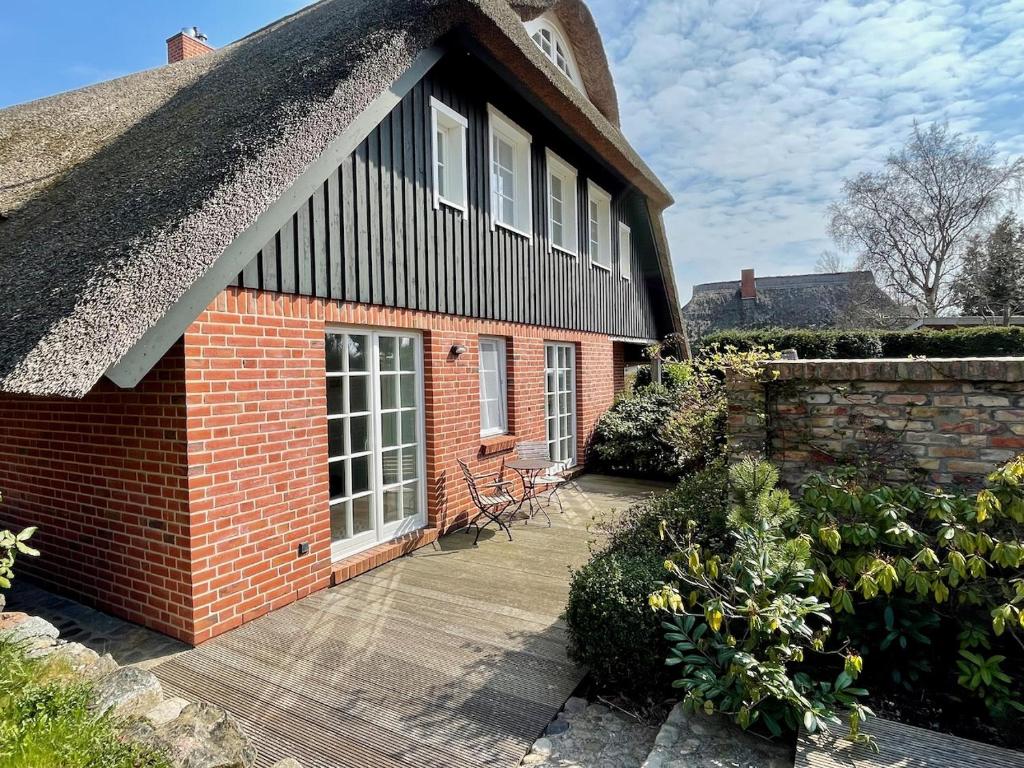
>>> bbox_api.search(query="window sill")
[590,260,612,272]
[551,244,578,258]
[493,220,533,241]
[480,434,517,456]
[436,197,467,216]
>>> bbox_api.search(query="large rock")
[92,666,164,719]
[144,696,190,727]
[132,702,256,768]
[0,612,59,644]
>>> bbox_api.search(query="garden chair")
[515,441,570,518]
[457,458,518,546]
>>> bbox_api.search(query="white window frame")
[546,149,578,256]
[618,222,632,280]
[478,336,509,437]
[430,97,468,213]
[487,105,533,239]
[587,180,612,271]
[524,16,586,93]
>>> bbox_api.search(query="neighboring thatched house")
[683,268,898,340]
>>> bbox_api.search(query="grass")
[0,639,170,768]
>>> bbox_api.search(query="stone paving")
[521,696,660,768]
[522,699,795,768]
[3,579,188,669]
[641,704,793,768]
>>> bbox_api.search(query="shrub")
[0,525,39,591]
[879,326,1024,357]
[795,463,1024,721]
[701,325,1024,359]
[565,549,670,698]
[603,462,731,559]
[0,640,170,768]
[591,345,770,480]
[701,328,883,359]
[590,384,684,479]
[650,459,871,740]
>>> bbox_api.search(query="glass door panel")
[544,342,577,466]
[327,329,425,560]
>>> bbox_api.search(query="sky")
[2,1,1023,300]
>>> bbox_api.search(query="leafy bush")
[879,326,1024,357]
[796,463,1024,722]
[567,465,733,697]
[591,346,770,480]
[701,328,883,359]
[633,361,693,391]
[603,462,731,559]
[0,525,39,591]
[0,640,169,768]
[590,385,685,479]
[565,549,670,698]
[701,326,1024,359]
[650,459,872,740]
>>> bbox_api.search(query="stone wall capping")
[755,357,1024,383]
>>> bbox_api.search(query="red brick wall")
[0,348,192,640]
[183,291,332,643]
[0,286,619,644]
[185,288,616,640]
[612,342,626,395]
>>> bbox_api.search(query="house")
[0,0,681,644]
[682,268,896,340]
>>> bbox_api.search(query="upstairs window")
[478,337,508,437]
[531,22,576,83]
[488,105,533,237]
[546,150,578,255]
[618,222,632,280]
[430,97,468,212]
[587,181,612,270]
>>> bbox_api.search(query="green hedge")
[700,326,1024,359]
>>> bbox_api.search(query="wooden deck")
[796,717,1024,768]
[153,474,666,768]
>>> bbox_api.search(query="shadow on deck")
[152,473,667,768]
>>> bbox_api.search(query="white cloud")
[587,0,1024,301]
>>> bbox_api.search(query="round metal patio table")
[506,458,556,525]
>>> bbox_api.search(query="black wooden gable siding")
[233,56,663,340]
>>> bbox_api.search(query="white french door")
[326,329,426,560]
[545,342,577,467]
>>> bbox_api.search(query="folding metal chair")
[457,458,517,545]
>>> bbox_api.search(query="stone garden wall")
[726,358,1024,488]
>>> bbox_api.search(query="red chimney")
[741,268,756,299]
[167,27,214,64]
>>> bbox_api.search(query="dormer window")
[525,17,586,92]
[532,27,571,78]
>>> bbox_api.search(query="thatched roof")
[0,0,680,397]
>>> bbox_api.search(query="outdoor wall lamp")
[450,344,468,357]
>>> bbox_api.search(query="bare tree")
[814,250,852,273]
[829,122,1024,317]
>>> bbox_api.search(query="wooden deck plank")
[153,475,666,768]
[796,717,1024,768]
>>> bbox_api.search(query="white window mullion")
[431,97,468,213]
[478,337,508,437]
[487,105,533,239]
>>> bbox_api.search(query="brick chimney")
[740,268,756,299]
[167,27,214,64]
